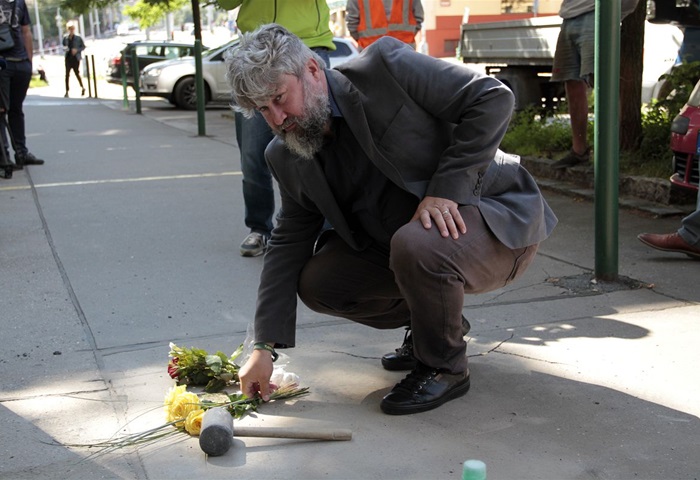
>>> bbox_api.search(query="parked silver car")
[140,37,360,110]
[107,40,203,87]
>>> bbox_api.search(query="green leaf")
[205,355,222,374]
[204,377,227,393]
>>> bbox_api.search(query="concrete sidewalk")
[1,89,699,480]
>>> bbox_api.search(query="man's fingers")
[258,381,271,402]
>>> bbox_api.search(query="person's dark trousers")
[234,110,275,236]
[65,55,84,93]
[0,59,31,157]
[298,205,538,375]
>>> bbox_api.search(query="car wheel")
[174,76,210,110]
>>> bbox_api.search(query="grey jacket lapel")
[293,150,369,251]
[325,69,409,195]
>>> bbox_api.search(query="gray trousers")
[298,205,538,374]
[679,189,700,247]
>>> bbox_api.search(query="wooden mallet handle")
[235,426,352,441]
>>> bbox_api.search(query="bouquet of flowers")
[68,343,308,455]
[167,342,243,393]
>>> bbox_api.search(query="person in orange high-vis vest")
[346,0,423,50]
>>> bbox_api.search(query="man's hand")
[238,348,275,401]
[411,195,467,239]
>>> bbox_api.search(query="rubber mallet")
[199,407,352,456]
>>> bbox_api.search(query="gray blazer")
[255,37,557,346]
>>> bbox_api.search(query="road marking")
[0,171,242,191]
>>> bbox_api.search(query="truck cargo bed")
[460,15,562,66]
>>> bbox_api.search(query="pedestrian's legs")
[235,111,275,236]
[65,57,71,94]
[389,206,537,374]
[551,12,594,157]
[0,68,11,160]
[566,79,589,155]
[679,189,700,247]
[7,60,31,156]
[65,57,84,95]
[73,61,84,89]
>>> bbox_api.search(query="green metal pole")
[594,0,620,281]
[130,49,142,114]
[84,54,92,97]
[194,39,206,136]
[120,52,129,109]
[91,56,98,99]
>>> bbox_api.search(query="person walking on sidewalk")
[638,189,700,259]
[62,21,85,98]
[226,24,557,415]
[0,0,44,169]
[216,0,335,257]
[550,0,639,169]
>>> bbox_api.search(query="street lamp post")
[56,8,63,43]
[32,0,44,57]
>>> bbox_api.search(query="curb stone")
[522,155,696,217]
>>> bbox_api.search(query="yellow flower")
[164,384,187,409]
[164,386,200,427]
[184,409,205,436]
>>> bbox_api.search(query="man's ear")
[307,57,323,80]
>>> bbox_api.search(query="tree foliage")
[60,0,209,15]
[123,0,188,30]
[60,0,114,15]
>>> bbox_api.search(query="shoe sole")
[380,376,471,415]
[240,248,265,257]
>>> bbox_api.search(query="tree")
[123,0,188,31]
[61,0,188,15]
[619,0,646,151]
[61,0,113,16]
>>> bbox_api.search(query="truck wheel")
[174,77,209,110]
[496,74,543,112]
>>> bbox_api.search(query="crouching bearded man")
[225,24,557,415]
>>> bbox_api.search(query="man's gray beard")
[276,80,331,160]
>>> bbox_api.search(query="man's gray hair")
[225,23,325,118]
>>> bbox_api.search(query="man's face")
[256,60,330,160]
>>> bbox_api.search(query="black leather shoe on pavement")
[380,363,471,415]
[16,152,45,166]
[381,316,471,371]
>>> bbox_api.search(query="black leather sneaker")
[381,316,471,371]
[380,363,471,415]
[16,152,45,166]
[381,327,415,371]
